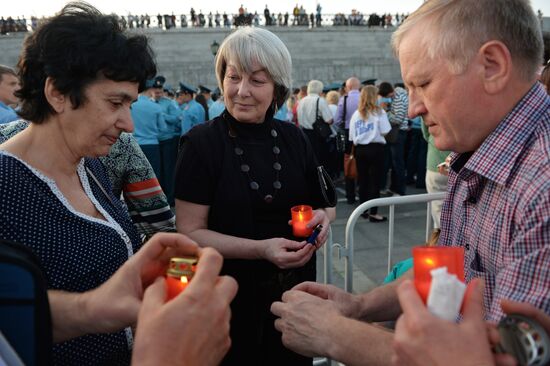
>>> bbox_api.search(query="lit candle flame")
[180,276,188,284]
[425,258,435,266]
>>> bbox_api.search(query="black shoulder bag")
[312,97,332,139]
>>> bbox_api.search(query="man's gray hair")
[215,27,292,107]
[392,0,543,81]
[307,80,324,95]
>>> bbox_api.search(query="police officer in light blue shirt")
[177,83,206,135]
[155,76,181,205]
[130,77,165,178]
[199,84,214,108]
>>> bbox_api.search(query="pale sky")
[3,0,550,19]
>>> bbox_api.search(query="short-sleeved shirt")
[439,83,550,321]
[0,152,142,364]
[297,94,333,130]
[348,109,390,145]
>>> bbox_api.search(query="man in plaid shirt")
[271,0,549,364]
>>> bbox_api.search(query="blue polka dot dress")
[0,151,142,365]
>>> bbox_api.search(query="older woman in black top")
[175,27,336,365]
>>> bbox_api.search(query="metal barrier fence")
[332,192,446,293]
[315,192,446,366]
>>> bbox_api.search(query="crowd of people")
[0,0,549,365]
[1,4,409,32]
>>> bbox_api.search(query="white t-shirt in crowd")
[297,94,333,130]
[348,109,391,145]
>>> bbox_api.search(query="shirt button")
[465,244,470,250]
[468,197,477,204]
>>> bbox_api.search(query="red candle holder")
[291,205,313,237]
[412,246,465,303]
[165,256,198,301]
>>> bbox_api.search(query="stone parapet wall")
[0,27,402,89]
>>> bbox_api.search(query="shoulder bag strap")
[343,95,348,124]
[315,97,320,119]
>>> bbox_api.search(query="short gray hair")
[392,0,543,81]
[307,80,324,95]
[215,27,292,108]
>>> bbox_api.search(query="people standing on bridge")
[316,3,322,27]
[190,8,196,27]
[292,4,299,25]
[272,0,550,364]
[0,65,20,124]
[174,27,335,365]
[264,5,272,26]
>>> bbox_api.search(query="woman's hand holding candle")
[261,238,316,269]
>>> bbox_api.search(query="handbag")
[317,166,337,207]
[312,98,332,139]
[344,145,357,179]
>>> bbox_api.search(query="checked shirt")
[439,82,550,321]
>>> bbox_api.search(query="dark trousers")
[343,128,356,202]
[159,137,179,206]
[355,143,385,215]
[139,144,161,179]
[389,130,407,195]
[406,129,427,188]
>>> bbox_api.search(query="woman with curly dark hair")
[0,3,157,364]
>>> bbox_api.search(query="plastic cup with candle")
[291,205,313,237]
[412,246,465,303]
[165,256,198,301]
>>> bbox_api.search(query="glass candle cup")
[412,246,465,303]
[165,256,198,301]
[291,205,313,237]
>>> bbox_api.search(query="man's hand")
[291,281,363,318]
[132,248,238,366]
[392,279,495,366]
[271,289,342,357]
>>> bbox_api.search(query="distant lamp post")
[210,40,220,56]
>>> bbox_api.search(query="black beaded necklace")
[228,121,282,204]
